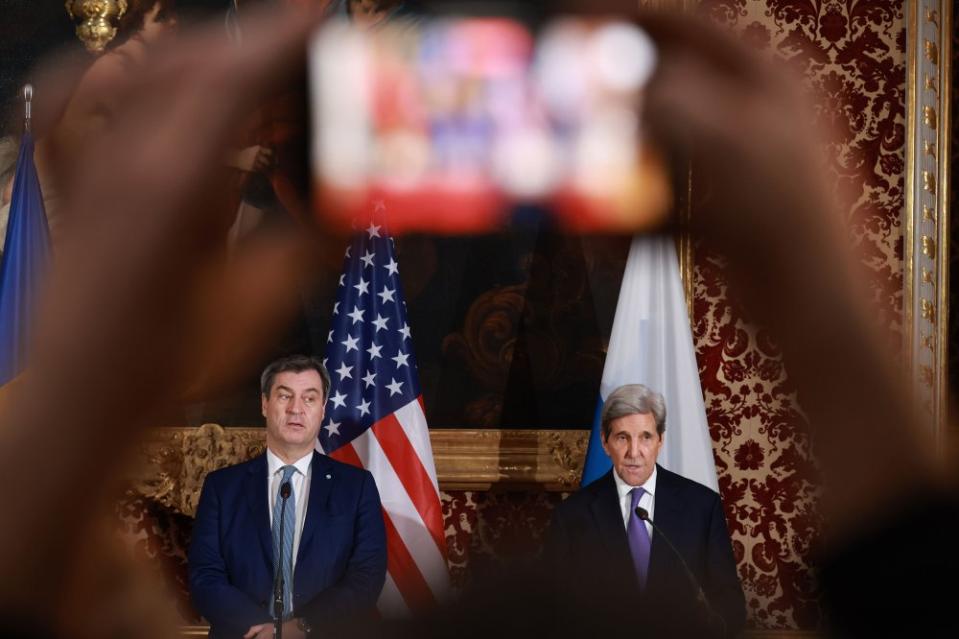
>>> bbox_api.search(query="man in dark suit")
[545,384,745,638]
[189,355,387,639]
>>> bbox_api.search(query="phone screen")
[309,16,669,232]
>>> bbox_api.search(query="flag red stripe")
[329,444,360,468]
[380,504,437,612]
[329,442,436,612]
[371,410,447,558]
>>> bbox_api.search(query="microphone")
[635,507,727,637]
[274,481,293,639]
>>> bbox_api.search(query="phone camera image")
[309,15,671,233]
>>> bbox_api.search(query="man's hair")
[109,0,177,50]
[260,354,331,400]
[600,384,666,440]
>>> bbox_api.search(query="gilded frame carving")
[904,0,953,449]
[134,426,589,509]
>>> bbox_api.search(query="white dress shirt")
[267,448,313,571]
[612,465,657,539]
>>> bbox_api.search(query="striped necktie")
[272,464,297,618]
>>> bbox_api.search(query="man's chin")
[277,431,315,447]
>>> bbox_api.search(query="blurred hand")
[0,1,329,624]
[244,622,274,639]
[231,144,276,172]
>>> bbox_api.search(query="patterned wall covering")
[692,0,906,630]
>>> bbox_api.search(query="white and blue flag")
[582,235,718,490]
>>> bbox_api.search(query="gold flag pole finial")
[65,1,129,53]
[23,84,33,133]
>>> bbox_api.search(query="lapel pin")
[325,474,332,480]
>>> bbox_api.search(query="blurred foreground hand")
[0,5,328,635]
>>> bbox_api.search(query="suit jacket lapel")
[296,451,335,565]
[244,454,274,567]
[647,465,681,590]
[588,471,632,561]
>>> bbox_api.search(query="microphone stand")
[274,482,292,639]
[636,507,727,637]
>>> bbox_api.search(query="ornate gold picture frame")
[904,0,953,450]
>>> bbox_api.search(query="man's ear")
[261,394,269,418]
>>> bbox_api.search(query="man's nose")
[287,397,305,413]
[627,438,641,458]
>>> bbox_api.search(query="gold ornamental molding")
[904,0,952,449]
[132,426,590,517]
[429,428,588,491]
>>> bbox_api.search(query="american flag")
[318,213,449,615]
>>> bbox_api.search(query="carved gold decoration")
[920,365,935,388]
[903,0,951,455]
[134,424,266,517]
[544,431,590,489]
[65,0,128,53]
[922,334,936,351]
[135,427,590,514]
[922,235,937,259]
[430,429,587,491]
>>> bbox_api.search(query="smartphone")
[309,15,670,233]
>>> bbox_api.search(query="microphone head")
[635,506,650,521]
[280,482,292,499]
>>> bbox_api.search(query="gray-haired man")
[546,384,746,638]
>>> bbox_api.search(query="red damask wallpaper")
[693,0,905,630]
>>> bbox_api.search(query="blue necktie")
[272,465,297,618]
[627,487,652,590]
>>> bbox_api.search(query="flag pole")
[23,84,32,133]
